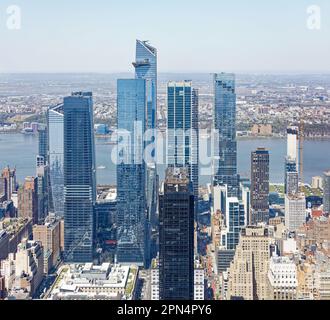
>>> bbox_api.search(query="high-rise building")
[116,79,147,267]
[323,171,330,214]
[228,225,271,300]
[17,177,38,224]
[213,73,239,198]
[285,159,299,196]
[47,104,64,217]
[38,125,48,160]
[267,256,298,300]
[36,156,49,224]
[221,197,246,250]
[63,92,96,263]
[133,40,158,266]
[1,167,17,201]
[167,81,199,219]
[33,215,61,273]
[159,167,194,300]
[287,126,299,165]
[250,148,270,225]
[285,194,306,232]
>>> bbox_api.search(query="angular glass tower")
[167,81,199,219]
[133,40,157,131]
[116,79,146,267]
[63,92,96,263]
[133,40,158,267]
[47,104,64,217]
[213,73,239,198]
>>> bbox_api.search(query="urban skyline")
[0,7,330,304]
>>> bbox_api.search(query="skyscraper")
[213,73,239,198]
[133,40,158,266]
[36,156,49,224]
[47,104,64,217]
[159,167,194,300]
[323,171,330,214]
[116,79,146,267]
[17,177,38,224]
[285,159,299,195]
[228,225,271,300]
[285,194,306,232]
[286,126,299,166]
[167,81,199,219]
[250,148,270,225]
[1,167,17,201]
[63,92,96,263]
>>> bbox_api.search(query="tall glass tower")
[167,81,199,219]
[213,73,239,198]
[133,40,158,267]
[116,79,146,267]
[47,104,64,217]
[63,92,96,263]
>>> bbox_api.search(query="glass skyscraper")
[116,79,147,267]
[167,81,199,219]
[47,104,64,217]
[63,92,96,263]
[213,73,239,198]
[133,40,158,267]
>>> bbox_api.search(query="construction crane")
[299,118,305,193]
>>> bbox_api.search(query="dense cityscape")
[0,38,329,302]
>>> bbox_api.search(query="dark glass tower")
[250,148,270,225]
[63,92,96,263]
[159,167,194,300]
[213,73,239,197]
[116,79,146,267]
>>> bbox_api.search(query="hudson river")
[0,134,329,186]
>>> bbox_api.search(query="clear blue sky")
[0,0,329,73]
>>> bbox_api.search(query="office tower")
[287,126,299,165]
[311,176,323,189]
[241,181,251,226]
[228,226,271,300]
[324,171,330,214]
[159,167,194,300]
[116,79,147,267]
[33,215,61,273]
[17,177,38,224]
[267,256,297,300]
[14,239,44,297]
[0,177,6,203]
[36,156,49,224]
[222,197,245,250]
[63,92,96,263]
[38,125,48,160]
[167,81,199,218]
[213,73,239,198]
[285,159,299,195]
[285,194,306,232]
[133,39,157,131]
[133,40,158,266]
[47,104,64,217]
[1,167,17,201]
[250,148,270,225]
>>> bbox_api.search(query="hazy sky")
[0,0,329,73]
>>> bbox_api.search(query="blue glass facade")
[213,73,239,198]
[47,104,64,217]
[63,92,96,263]
[116,79,146,267]
[167,81,199,218]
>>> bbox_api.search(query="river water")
[0,134,329,186]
